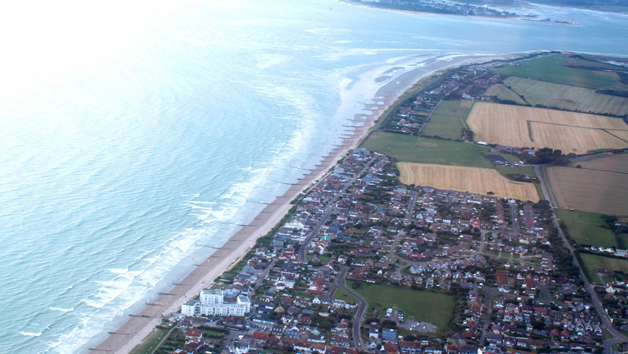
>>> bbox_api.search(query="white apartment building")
[181,289,251,317]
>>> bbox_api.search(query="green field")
[621,234,628,249]
[580,253,628,284]
[498,55,619,89]
[421,100,473,140]
[484,84,528,105]
[504,77,628,116]
[361,131,539,189]
[334,287,359,303]
[363,132,496,167]
[556,209,617,248]
[360,131,536,176]
[560,56,625,71]
[350,282,454,332]
[130,327,169,354]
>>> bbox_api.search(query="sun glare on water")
[0,0,203,82]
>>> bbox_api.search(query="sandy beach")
[92,52,517,353]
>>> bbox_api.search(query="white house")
[181,289,251,317]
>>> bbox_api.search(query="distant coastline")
[92,52,521,353]
[340,0,580,25]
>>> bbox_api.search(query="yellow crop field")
[467,102,628,153]
[398,163,539,202]
[577,154,628,174]
[547,167,628,215]
[608,130,628,143]
[530,123,628,153]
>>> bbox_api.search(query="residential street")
[536,163,628,350]
[298,157,380,262]
[335,265,368,350]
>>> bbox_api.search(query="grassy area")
[362,132,501,168]
[621,234,628,248]
[361,132,541,199]
[561,56,627,71]
[361,132,535,175]
[334,287,359,303]
[350,282,454,332]
[372,74,441,132]
[498,55,619,89]
[504,76,628,116]
[307,254,332,264]
[421,100,473,140]
[129,327,170,354]
[484,84,528,105]
[555,209,617,248]
[580,253,628,284]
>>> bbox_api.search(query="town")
[135,52,628,354]
[144,148,627,354]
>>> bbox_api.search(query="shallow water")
[0,0,627,352]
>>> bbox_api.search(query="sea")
[0,0,627,352]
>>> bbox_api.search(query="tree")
[319,320,333,332]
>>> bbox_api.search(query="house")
[458,345,478,354]
[369,323,379,338]
[251,331,269,348]
[382,328,397,341]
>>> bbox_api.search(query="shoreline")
[338,0,580,26]
[92,52,520,354]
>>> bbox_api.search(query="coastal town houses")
[181,288,251,317]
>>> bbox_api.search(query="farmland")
[398,163,540,201]
[421,100,473,140]
[530,122,627,153]
[580,253,628,284]
[575,153,628,173]
[349,282,455,332]
[467,102,628,153]
[483,84,527,105]
[504,77,628,117]
[360,132,537,179]
[608,130,628,143]
[555,209,618,248]
[546,166,628,215]
[497,55,621,89]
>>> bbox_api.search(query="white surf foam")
[48,307,74,313]
[20,331,42,337]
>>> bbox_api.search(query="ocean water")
[0,0,627,352]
